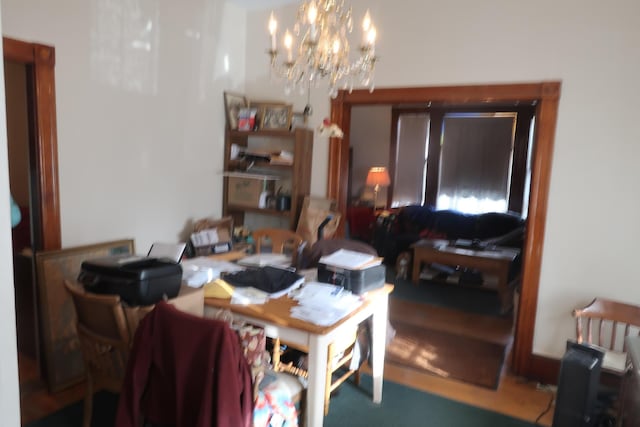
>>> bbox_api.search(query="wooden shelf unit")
[223,128,313,230]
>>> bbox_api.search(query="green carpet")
[26,391,118,427]
[27,376,535,427]
[388,268,505,317]
[325,375,536,427]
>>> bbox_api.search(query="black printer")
[78,254,182,306]
[317,263,385,295]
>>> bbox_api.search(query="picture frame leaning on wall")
[224,92,248,130]
[259,104,293,130]
[35,239,135,392]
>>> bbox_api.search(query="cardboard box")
[123,285,204,334]
[227,174,276,208]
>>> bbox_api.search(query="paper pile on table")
[290,282,362,326]
[181,257,244,287]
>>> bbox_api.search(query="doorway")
[4,36,61,382]
[328,82,561,379]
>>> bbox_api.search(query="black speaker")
[552,340,605,427]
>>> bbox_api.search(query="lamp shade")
[366,167,390,187]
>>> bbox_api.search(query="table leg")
[497,266,512,314]
[306,335,330,427]
[370,293,389,403]
[412,250,421,284]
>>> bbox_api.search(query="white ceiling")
[229,0,299,10]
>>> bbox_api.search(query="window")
[389,106,534,217]
[391,113,429,208]
[437,113,516,214]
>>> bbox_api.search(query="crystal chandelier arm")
[267,0,378,98]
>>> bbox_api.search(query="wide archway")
[328,82,561,382]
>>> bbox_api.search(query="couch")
[372,205,526,265]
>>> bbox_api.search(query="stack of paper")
[290,282,363,326]
[231,287,270,305]
[318,249,383,270]
[237,253,292,268]
[181,257,244,287]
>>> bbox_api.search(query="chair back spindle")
[573,297,640,374]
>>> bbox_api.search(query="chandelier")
[267,0,378,98]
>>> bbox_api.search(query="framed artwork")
[259,104,293,130]
[224,92,248,130]
[35,239,135,392]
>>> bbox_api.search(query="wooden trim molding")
[3,37,61,250]
[528,354,561,386]
[329,81,561,379]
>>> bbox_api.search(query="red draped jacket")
[116,301,253,427]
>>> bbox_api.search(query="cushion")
[474,212,525,240]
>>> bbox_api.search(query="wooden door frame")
[328,82,560,379]
[3,36,60,251]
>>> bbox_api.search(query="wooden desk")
[207,248,248,262]
[205,284,393,427]
[411,239,519,314]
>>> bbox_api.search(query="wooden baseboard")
[527,353,560,386]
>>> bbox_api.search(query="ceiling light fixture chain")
[267,0,378,99]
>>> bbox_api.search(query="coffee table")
[411,239,520,314]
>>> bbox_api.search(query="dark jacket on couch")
[373,205,526,264]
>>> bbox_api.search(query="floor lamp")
[366,167,391,211]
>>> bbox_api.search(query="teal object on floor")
[325,375,536,427]
[10,195,21,228]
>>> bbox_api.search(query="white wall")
[245,0,640,359]
[2,0,248,252]
[0,6,23,425]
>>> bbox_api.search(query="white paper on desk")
[237,253,291,267]
[231,287,269,305]
[292,282,344,306]
[290,298,362,326]
[181,257,244,287]
[290,282,362,325]
[318,249,382,270]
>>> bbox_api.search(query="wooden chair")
[251,231,363,415]
[252,228,305,268]
[64,280,132,427]
[272,328,361,416]
[573,297,640,374]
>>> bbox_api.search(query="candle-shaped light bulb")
[308,3,318,39]
[308,3,318,24]
[332,39,340,54]
[268,12,278,50]
[362,9,371,45]
[284,29,293,61]
[367,26,377,45]
[362,10,371,32]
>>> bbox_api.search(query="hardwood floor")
[19,354,85,425]
[382,298,555,426]
[18,299,555,426]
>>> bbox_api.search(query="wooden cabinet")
[223,128,313,230]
